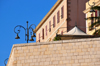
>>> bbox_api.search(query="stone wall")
[7,38,100,66]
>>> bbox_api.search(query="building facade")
[84,0,100,35]
[34,0,88,42]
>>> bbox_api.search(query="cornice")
[83,0,100,13]
[34,0,63,33]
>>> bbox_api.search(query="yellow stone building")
[34,0,88,42]
[83,0,100,35]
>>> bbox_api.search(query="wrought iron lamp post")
[14,21,36,43]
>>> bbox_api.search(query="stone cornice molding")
[34,0,63,33]
[11,38,100,48]
[83,0,100,13]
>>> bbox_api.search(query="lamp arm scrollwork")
[14,25,26,34]
[29,24,36,32]
[14,25,27,41]
[29,27,34,36]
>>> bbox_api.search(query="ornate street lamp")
[14,21,36,43]
[88,0,95,12]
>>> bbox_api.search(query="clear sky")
[0,0,57,65]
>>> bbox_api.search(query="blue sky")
[0,0,57,65]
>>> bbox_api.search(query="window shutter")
[61,31,63,35]
[58,11,60,22]
[91,13,93,25]
[49,21,51,32]
[42,29,44,39]
[61,6,64,18]
[53,16,55,27]
[95,10,97,17]
[91,13,93,17]
[57,11,60,23]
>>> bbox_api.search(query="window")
[42,28,44,39]
[49,21,51,32]
[57,11,60,23]
[95,10,100,17]
[45,25,47,36]
[89,13,94,30]
[95,10,97,17]
[53,16,55,27]
[61,6,64,18]
[95,10,100,26]
[61,31,63,35]
[39,33,40,42]
[91,13,93,25]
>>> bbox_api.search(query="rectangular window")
[57,11,60,23]
[95,10,97,17]
[53,16,55,27]
[61,31,63,35]
[42,28,44,39]
[91,13,93,26]
[49,21,51,32]
[61,6,64,18]
[45,25,47,36]
[39,33,40,42]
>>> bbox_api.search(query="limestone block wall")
[7,38,100,66]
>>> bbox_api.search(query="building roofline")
[34,0,63,33]
[6,45,14,66]
[83,0,100,13]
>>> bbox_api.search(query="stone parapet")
[7,38,100,66]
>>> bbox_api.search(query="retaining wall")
[7,38,100,66]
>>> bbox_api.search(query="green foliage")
[85,17,100,20]
[89,21,100,28]
[86,6,100,35]
[93,29,100,35]
[91,6,100,10]
[53,36,61,41]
